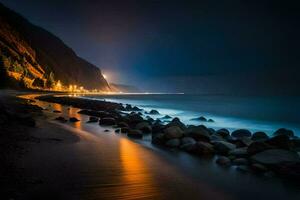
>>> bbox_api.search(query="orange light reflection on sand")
[119,138,160,199]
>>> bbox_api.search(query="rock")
[291,139,300,151]
[164,126,184,140]
[104,129,110,132]
[127,113,144,125]
[233,158,249,166]
[208,119,214,122]
[152,123,164,134]
[148,109,160,115]
[146,116,154,123]
[216,128,230,138]
[135,121,152,133]
[273,128,294,137]
[180,142,196,152]
[165,117,186,130]
[181,137,196,145]
[162,115,172,119]
[210,133,225,142]
[115,129,120,133]
[152,133,165,145]
[99,117,116,126]
[87,116,98,123]
[213,141,236,155]
[247,141,272,155]
[121,127,130,134]
[166,139,181,147]
[185,126,211,142]
[127,129,143,139]
[216,156,231,166]
[55,116,67,123]
[251,149,300,165]
[117,121,129,128]
[266,134,290,149]
[132,106,142,111]
[53,110,61,113]
[229,147,248,158]
[231,129,251,138]
[192,116,207,121]
[251,131,269,141]
[193,142,215,155]
[69,117,80,122]
[234,137,253,147]
[251,163,268,173]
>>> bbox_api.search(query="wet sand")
[2,92,300,200]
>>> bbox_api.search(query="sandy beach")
[1,91,299,200]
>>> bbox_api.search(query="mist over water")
[81,94,300,136]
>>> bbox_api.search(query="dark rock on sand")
[53,110,61,113]
[127,129,143,139]
[69,117,80,122]
[104,129,110,132]
[164,126,184,140]
[273,128,294,137]
[55,116,67,123]
[216,156,231,166]
[99,117,116,126]
[87,116,98,123]
[231,129,251,138]
[115,129,120,133]
[251,149,300,165]
[166,139,181,147]
[152,133,165,145]
[181,137,196,146]
[213,141,236,155]
[251,132,269,141]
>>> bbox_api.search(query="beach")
[1,91,300,200]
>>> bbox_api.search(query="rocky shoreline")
[36,95,300,181]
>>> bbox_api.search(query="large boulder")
[216,128,230,138]
[247,141,272,155]
[251,149,300,165]
[164,126,184,140]
[193,142,215,155]
[166,139,181,148]
[251,131,269,141]
[273,128,294,137]
[135,121,152,133]
[127,113,144,125]
[87,116,98,123]
[152,133,165,145]
[213,141,236,155]
[184,126,211,142]
[181,137,196,146]
[232,158,249,166]
[229,147,248,158]
[99,117,116,126]
[127,129,143,139]
[117,121,129,128]
[231,129,251,138]
[234,137,253,147]
[69,117,80,122]
[266,134,290,149]
[148,109,160,115]
[165,117,186,130]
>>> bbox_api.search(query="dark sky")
[1,0,300,93]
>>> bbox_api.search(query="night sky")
[1,0,300,93]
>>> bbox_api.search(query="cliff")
[0,3,110,91]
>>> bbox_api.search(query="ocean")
[80,94,300,136]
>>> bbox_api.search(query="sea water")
[80,94,300,136]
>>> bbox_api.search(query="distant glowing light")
[103,74,107,79]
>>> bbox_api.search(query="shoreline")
[1,91,300,199]
[34,94,300,181]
